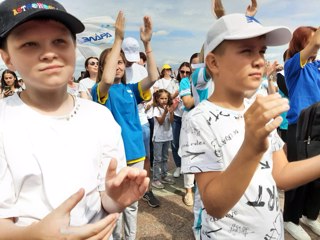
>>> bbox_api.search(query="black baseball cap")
[0,0,85,39]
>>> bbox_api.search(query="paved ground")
[135,152,319,239]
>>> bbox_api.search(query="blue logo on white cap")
[246,16,261,24]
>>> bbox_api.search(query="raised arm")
[211,0,225,19]
[300,27,320,64]
[139,16,159,92]
[246,0,258,17]
[98,11,125,97]
[266,60,281,94]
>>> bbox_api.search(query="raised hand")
[244,94,289,153]
[31,189,119,239]
[114,11,125,41]
[266,60,280,78]
[211,0,225,18]
[246,0,258,17]
[140,16,153,43]
[105,158,149,210]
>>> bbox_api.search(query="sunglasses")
[180,70,191,75]
[88,61,99,66]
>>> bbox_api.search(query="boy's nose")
[253,55,265,68]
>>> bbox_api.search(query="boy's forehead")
[8,19,71,38]
[231,36,267,46]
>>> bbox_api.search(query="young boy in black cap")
[0,1,149,239]
[179,11,320,240]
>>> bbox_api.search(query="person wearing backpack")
[283,26,320,240]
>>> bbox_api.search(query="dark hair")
[97,48,127,84]
[283,49,288,62]
[189,52,200,64]
[139,52,147,63]
[153,89,173,108]
[1,69,20,92]
[0,38,6,50]
[286,26,317,60]
[81,56,99,79]
[176,62,191,82]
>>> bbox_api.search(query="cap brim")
[224,26,292,46]
[125,53,140,62]
[0,9,84,38]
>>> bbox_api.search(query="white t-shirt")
[126,63,149,125]
[153,106,173,142]
[179,100,284,240]
[126,63,148,84]
[0,93,126,226]
[78,77,96,99]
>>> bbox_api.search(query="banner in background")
[77,16,115,59]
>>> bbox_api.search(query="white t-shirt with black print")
[179,100,284,240]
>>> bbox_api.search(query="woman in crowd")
[91,12,158,240]
[0,69,22,98]
[78,56,99,99]
[283,26,320,240]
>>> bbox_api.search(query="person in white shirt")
[78,56,99,100]
[0,2,149,239]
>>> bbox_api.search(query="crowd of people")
[0,0,320,240]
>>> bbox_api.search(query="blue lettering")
[81,32,113,43]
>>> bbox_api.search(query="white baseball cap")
[204,13,292,58]
[122,37,140,62]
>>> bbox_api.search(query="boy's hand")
[115,11,125,41]
[244,93,289,153]
[105,159,149,210]
[32,189,119,239]
[140,16,152,43]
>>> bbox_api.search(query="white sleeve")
[78,80,87,92]
[179,110,225,174]
[153,107,161,117]
[97,110,127,191]
[0,127,18,219]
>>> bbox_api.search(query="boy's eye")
[21,42,37,48]
[54,39,67,44]
[241,49,252,53]
[260,49,266,55]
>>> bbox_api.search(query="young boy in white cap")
[0,1,149,239]
[179,12,320,239]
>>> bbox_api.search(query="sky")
[0,0,319,78]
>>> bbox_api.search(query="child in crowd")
[178,11,320,239]
[152,89,176,189]
[0,1,149,239]
[91,11,159,240]
[121,36,160,208]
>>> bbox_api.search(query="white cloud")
[153,30,170,36]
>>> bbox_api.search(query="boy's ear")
[205,52,219,75]
[0,50,16,71]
